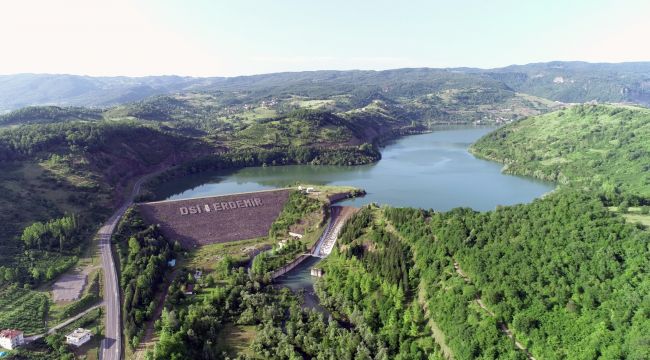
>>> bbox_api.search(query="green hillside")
[382,191,649,360]
[0,105,392,287]
[471,104,650,201]
[0,121,200,285]
[0,106,103,126]
[1,62,649,112]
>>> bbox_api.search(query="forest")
[113,208,179,349]
[384,190,649,359]
[20,215,81,252]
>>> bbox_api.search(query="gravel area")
[52,269,89,302]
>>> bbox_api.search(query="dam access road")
[99,174,153,360]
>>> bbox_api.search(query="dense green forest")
[472,104,650,201]
[113,208,179,349]
[316,207,439,359]
[383,190,649,359]
[20,215,81,252]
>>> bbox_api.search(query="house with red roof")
[0,329,24,350]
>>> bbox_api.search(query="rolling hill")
[1,61,649,112]
[471,104,650,201]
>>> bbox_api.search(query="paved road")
[25,303,104,343]
[99,175,152,360]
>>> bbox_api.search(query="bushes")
[269,191,322,239]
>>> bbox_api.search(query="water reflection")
[156,127,553,211]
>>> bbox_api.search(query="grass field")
[215,323,257,357]
[623,213,650,228]
[187,237,274,271]
[290,99,336,110]
[0,287,48,334]
[608,206,650,229]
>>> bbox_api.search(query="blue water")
[157,127,553,211]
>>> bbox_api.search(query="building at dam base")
[138,189,291,247]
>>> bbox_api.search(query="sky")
[0,0,649,77]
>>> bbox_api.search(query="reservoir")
[155,126,554,311]
[156,126,553,211]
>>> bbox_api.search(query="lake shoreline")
[154,126,554,211]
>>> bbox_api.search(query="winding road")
[99,175,153,360]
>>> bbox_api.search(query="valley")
[0,68,648,360]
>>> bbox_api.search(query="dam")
[138,189,291,248]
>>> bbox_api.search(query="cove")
[156,126,554,211]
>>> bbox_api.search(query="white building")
[65,328,92,347]
[0,329,24,350]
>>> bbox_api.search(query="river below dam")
[155,126,554,310]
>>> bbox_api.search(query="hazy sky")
[1,0,649,77]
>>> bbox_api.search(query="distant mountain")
[1,62,649,112]
[484,61,650,105]
[0,74,212,112]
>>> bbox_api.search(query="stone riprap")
[138,189,291,247]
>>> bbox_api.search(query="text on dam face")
[179,197,263,215]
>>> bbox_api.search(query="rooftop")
[0,330,22,339]
[66,328,91,340]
